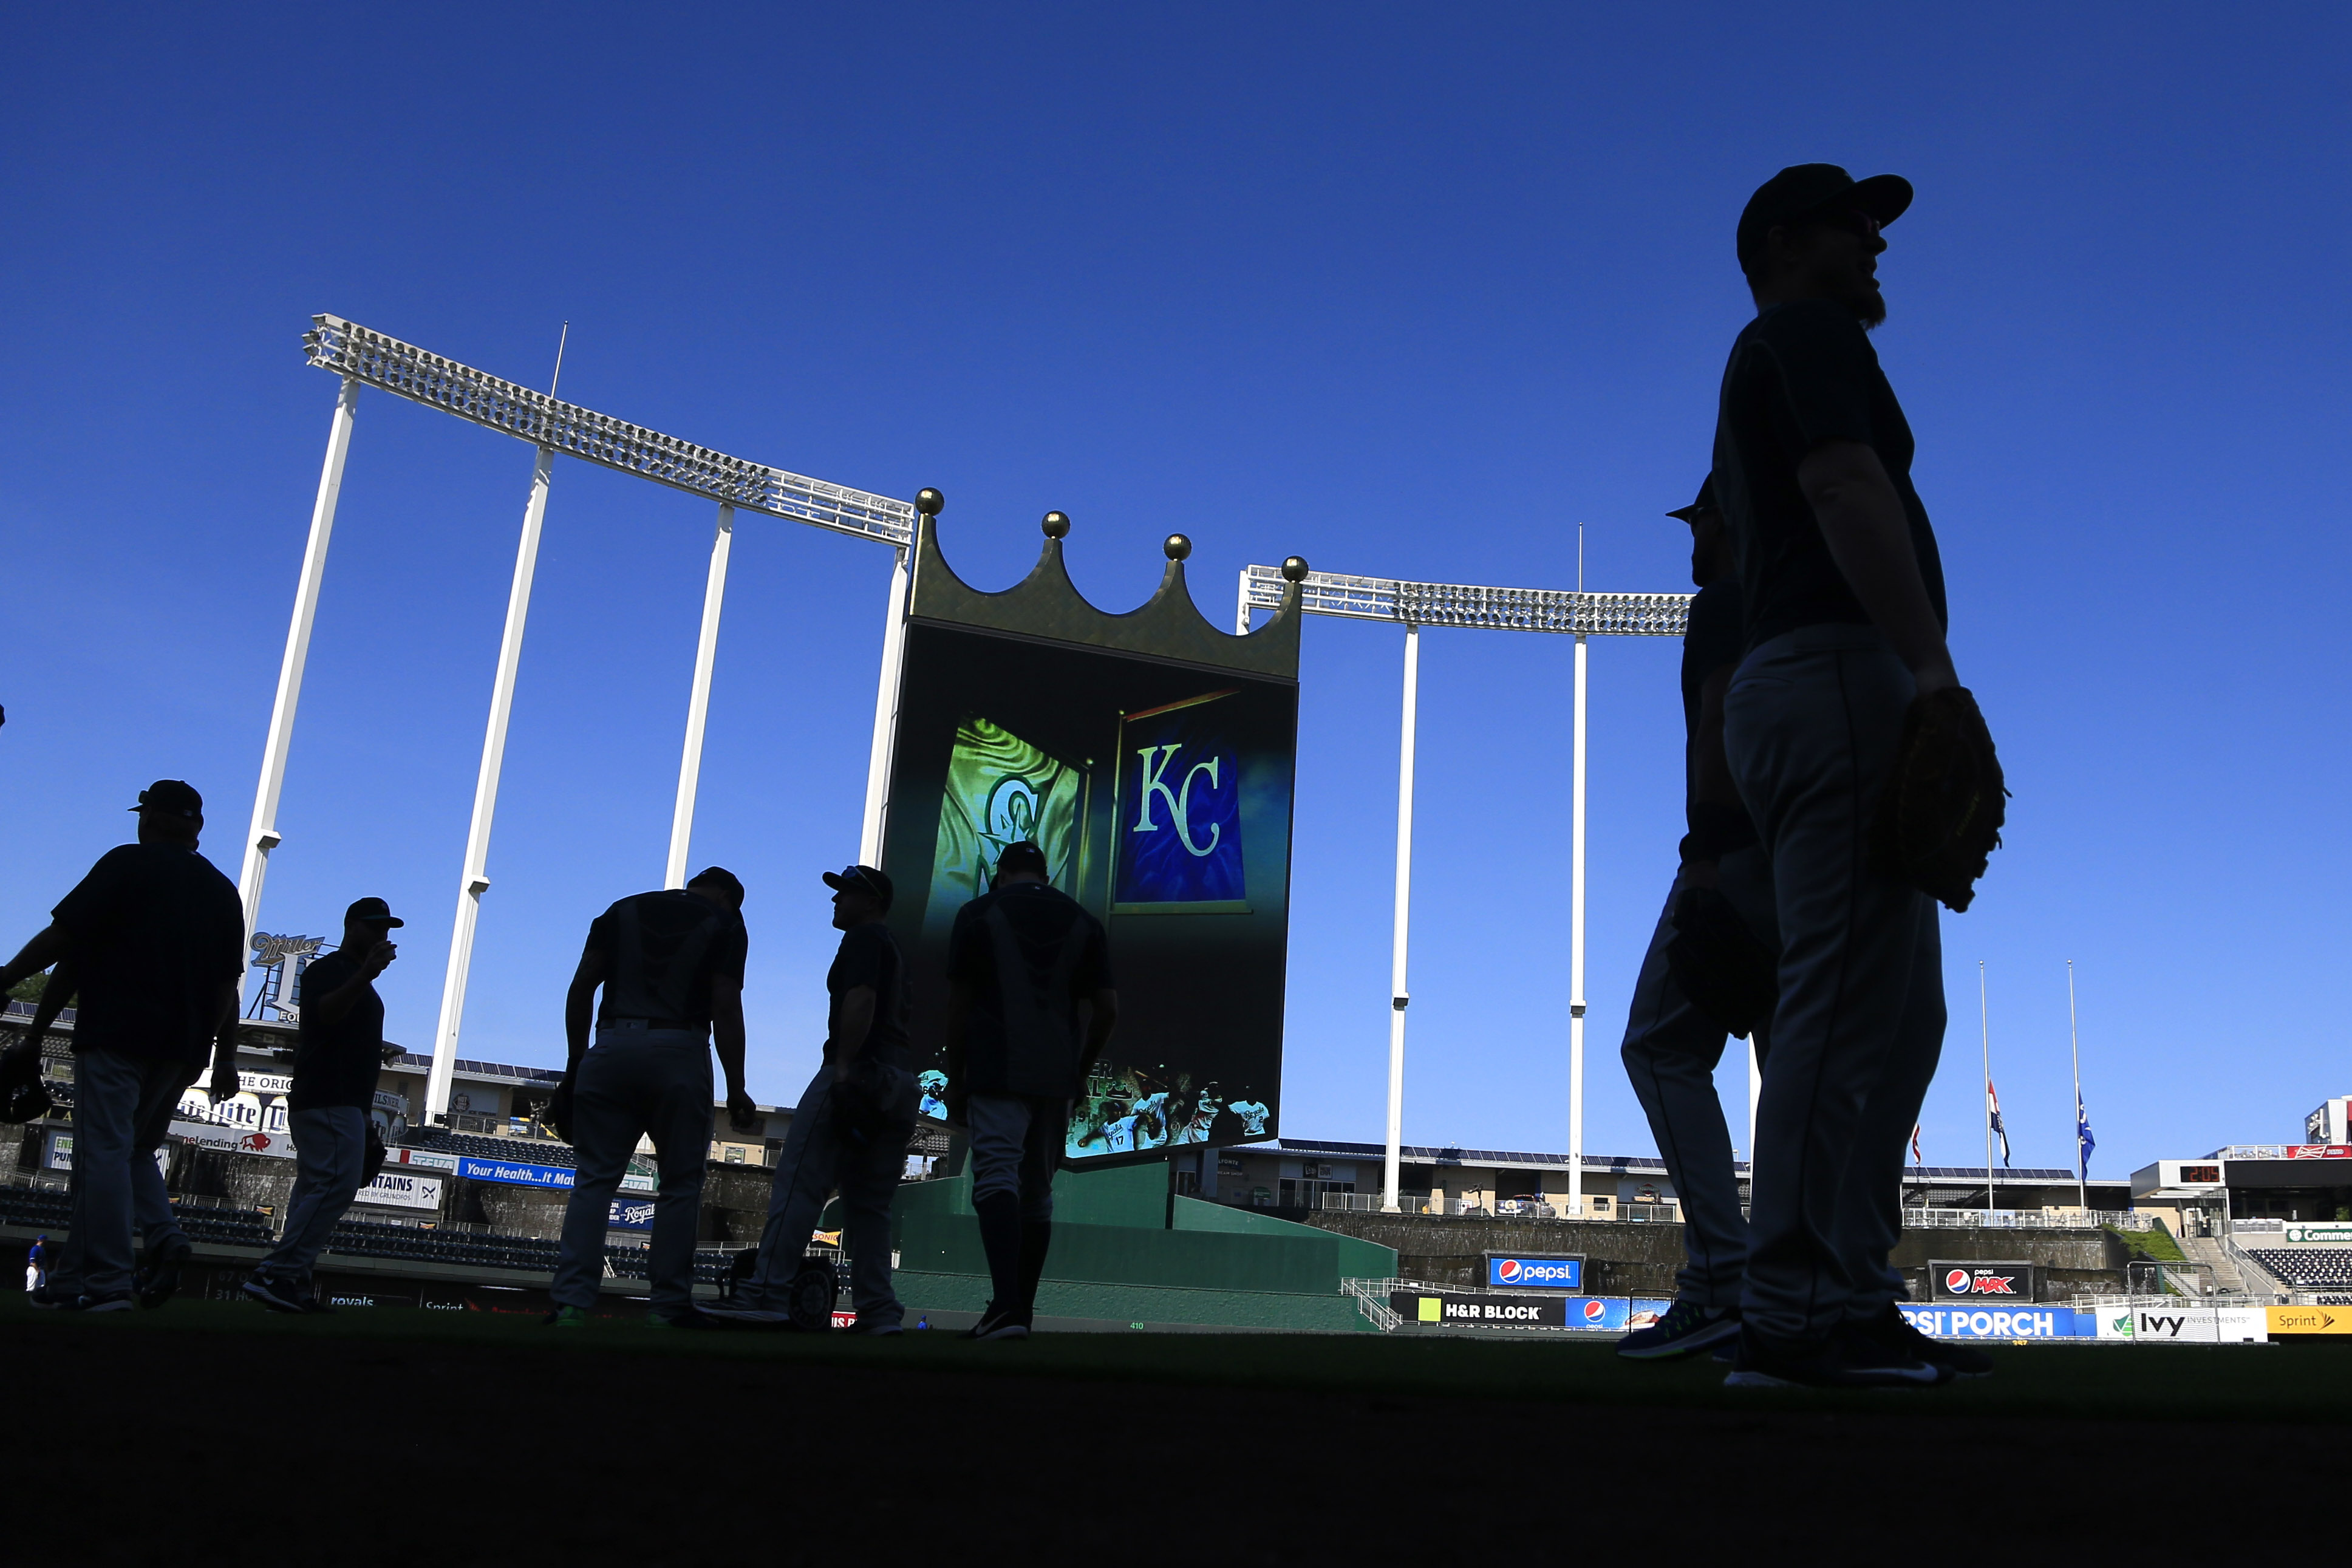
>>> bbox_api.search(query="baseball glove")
[0,1041,53,1125]
[1665,884,1778,1040]
[1874,685,2006,912]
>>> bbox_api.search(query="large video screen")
[882,619,1297,1161]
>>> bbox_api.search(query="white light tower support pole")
[427,446,554,1123]
[235,375,360,973]
[1980,961,1994,1222]
[2068,958,2086,1210]
[1566,632,1589,1215]
[1383,624,1420,1212]
[1236,563,1687,1213]
[859,543,914,867]
[666,503,734,888]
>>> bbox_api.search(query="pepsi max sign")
[1483,1253,1584,1292]
[1929,1261,2038,1302]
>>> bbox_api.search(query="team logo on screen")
[1115,690,1247,912]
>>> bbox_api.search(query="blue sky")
[5,4,2347,1176]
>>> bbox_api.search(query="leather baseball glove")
[1875,685,2006,912]
[1665,884,1778,1040]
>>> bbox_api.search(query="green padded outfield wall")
[853,1162,1395,1332]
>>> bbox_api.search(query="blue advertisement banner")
[458,1155,574,1190]
[607,1198,655,1230]
[1570,1296,1630,1331]
[1900,1304,2095,1340]
[1485,1254,1584,1290]
[1114,692,1247,912]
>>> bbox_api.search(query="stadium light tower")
[242,316,917,1123]
[1238,564,1690,1216]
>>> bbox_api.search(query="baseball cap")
[1736,164,1913,277]
[687,865,746,904]
[130,780,203,819]
[994,841,1049,882]
[1666,475,1717,523]
[821,864,893,909]
[344,896,404,929]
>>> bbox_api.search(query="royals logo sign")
[1115,690,1247,913]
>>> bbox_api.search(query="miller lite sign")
[1929,1260,2039,1302]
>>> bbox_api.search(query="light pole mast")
[1383,624,1419,1212]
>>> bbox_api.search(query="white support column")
[234,375,360,981]
[666,503,734,889]
[1383,624,1419,1212]
[427,446,554,1123]
[1566,632,1589,1215]
[1748,1039,1762,1181]
[857,544,913,867]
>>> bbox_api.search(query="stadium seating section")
[398,1128,578,1168]
[2248,1248,2352,1290]
[0,1184,273,1246]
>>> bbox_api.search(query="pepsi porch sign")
[1483,1252,1584,1292]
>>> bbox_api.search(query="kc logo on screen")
[1116,691,1247,912]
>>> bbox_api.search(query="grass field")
[11,1294,2348,1563]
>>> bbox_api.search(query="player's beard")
[1840,273,1888,329]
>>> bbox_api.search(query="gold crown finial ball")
[916,488,945,516]
[1281,555,1310,582]
[1041,511,1070,539]
[1164,534,1193,562]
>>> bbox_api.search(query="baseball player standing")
[1615,477,1778,1360]
[545,867,758,1329]
[717,863,920,1334]
[1712,165,1991,1386]
[943,840,1116,1341]
[0,781,239,1312]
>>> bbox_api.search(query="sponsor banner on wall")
[454,1154,653,1195]
[1900,1304,2093,1340]
[2094,1306,2268,1343]
[354,1171,442,1211]
[168,1118,296,1158]
[1484,1253,1584,1291]
[2283,1145,2352,1159]
[2267,1305,2352,1335]
[458,1155,573,1189]
[607,1198,656,1230]
[2282,1223,2352,1244]
[1928,1261,2039,1301]
[381,1147,461,1172]
[1393,1290,1570,1328]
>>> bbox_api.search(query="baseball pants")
[1726,623,1946,1345]
[551,1028,714,1317]
[58,1046,193,1299]
[1618,844,1778,1309]
[743,1057,917,1326]
[257,1106,368,1283]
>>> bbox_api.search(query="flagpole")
[1980,961,1993,1222]
[2068,958,2086,1211]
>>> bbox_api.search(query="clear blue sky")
[6,4,2347,1177]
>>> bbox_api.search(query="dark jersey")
[288,950,385,1113]
[826,921,911,1065]
[49,844,243,1066]
[946,884,1113,1098]
[1712,298,1948,652]
[1680,579,1756,859]
[584,890,748,1033]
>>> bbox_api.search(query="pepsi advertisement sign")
[1928,1261,2039,1302]
[1484,1253,1584,1292]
